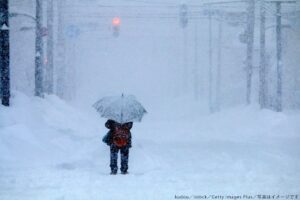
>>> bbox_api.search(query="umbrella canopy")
[93,94,147,124]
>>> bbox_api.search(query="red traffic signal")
[112,17,121,37]
[112,17,121,26]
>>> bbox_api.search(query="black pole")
[0,0,10,106]
[35,0,44,97]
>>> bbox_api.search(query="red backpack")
[112,125,130,148]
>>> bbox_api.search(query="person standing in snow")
[102,119,132,175]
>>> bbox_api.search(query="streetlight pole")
[208,6,214,113]
[216,19,223,112]
[179,4,189,92]
[46,0,54,94]
[275,2,282,112]
[193,19,199,101]
[245,0,255,105]
[0,0,10,106]
[56,0,66,99]
[35,0,44,97]
[259,0,267,109]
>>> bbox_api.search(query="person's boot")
[110,170,117,175]
[121,171,128,175]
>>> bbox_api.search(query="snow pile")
[0,92,102,166]
[0,92,300,199]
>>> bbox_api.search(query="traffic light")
[179,4,188,29]
[112,17,121,37]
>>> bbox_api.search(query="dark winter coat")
[102,119,132,148]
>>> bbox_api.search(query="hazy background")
[9,0,300,112]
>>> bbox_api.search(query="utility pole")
[35,0,44,97]
[259,0,267,109]
[267,0,296,111]
[0,0,10,106]
[216,19,223,112]
[183,28,188,91]
[56,0,66,98]
[179,4,188,92]
[46,0,54,94]
[193,20,199,101]
[208,6,213,112]
[203,2,249,109]
[245,0,255,105]
[275,1,283,112]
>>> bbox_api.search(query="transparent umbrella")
[93,94,147,124]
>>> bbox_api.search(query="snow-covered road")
[1,93,299,200]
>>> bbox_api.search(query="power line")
[65,4,178,8]
[120,0,175,6]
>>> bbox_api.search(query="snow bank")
[0,92,102,166]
